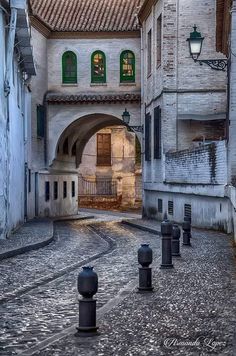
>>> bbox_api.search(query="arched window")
[91,51,106,83]
[62,51,77,84]
[120,50,135,83]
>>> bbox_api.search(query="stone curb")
[0,215,95,262]
[121,219,161,236]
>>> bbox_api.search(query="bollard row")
[76,215,192,337]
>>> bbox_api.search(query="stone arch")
[52,113,141,170]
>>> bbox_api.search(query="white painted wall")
[38,172,78,217]
[0,8,8,238]
[47,37,141,93]
[0,6,34,238]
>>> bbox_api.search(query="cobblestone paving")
[0,220,160,355]
[0,222,107,300]
[35,228,236,356]
[0,219,53,256]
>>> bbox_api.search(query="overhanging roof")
[46,93,141,104]
[178,113,226,121]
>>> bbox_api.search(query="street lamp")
[122,108,143,133]
[187,25,228,71]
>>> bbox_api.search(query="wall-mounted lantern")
[187,25,228,71]
[122,108,143,133]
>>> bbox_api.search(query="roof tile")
[30,0,143,32]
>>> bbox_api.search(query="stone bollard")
[160,219,174,269]
[182,220,191,246]
[137,244,153,292]
[76,266,99,337]
[172,224,181,257]
[184,216,192,238]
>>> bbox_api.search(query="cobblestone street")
[0,215,235,356]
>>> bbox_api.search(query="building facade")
[0,0,35,239]
[139,0,230,230]
[28,0,143,217]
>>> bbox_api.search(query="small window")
[156,15,162,67]
[37,105,45,138]
[91,51,106,83]
[145,113,151,161]
[62,51,77,84]
[28,169,31,193]
[154,106,161,159]
[158,199,163,213]
[120,50,135,82]
[54,182,58,200]
[45,181,50,201]
[147,29,152,75]
[72,181,75,197]
[184,204,191,220]
[63,137,69,155]
[97,133,111,166]
[168,201,173,216]
[63,181,67,199]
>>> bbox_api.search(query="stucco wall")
[143,188,231,232]
[47,37,141,93]
[0,9,8,238]
[38,172,78,217]
[0,8,34,237]
[30,27,48,171]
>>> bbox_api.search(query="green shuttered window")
[37,105,45,138]
[91,51,106,83]
[120,50,135,83]
[62,51,77,84]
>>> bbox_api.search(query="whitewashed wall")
[0,8,33,238]
[47,37,141,93]
[38,172,78,217]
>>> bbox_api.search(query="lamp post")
[187,25,228,71]
[122,108,143,133]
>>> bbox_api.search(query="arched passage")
[52,113,142,169]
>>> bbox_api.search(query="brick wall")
[165,141,227,184]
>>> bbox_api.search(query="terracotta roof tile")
[30,0,143,32]
[46,92,141,104]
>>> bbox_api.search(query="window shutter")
[145,113,151,161]
[37,105,45,138]
[97,133,111,165]
[154,106,161,159]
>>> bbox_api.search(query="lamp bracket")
[195,58,228,71]
[125,124,143,133]
[129,125,143,133]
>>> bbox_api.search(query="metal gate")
[78,176,117,196]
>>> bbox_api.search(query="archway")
[47,113,142,213]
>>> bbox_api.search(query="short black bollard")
[137,244,153,292]
[76,266,98,337]
[172,224,181,257]
[182,220,191,246]
[160,219,174,269]
[184,216,192,238]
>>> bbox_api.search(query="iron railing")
[78,176,117,196]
